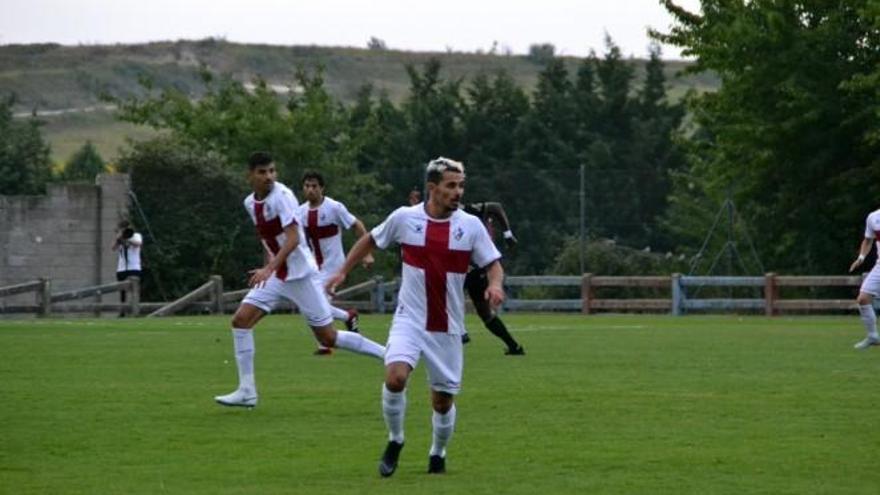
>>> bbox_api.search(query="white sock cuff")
[330,306,349,320]
[382,384,406,402]
[433,405,457,426]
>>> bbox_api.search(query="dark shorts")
[116,270,142,282]
[464,268,488,303]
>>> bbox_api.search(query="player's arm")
[849,237,874,272]
[484,202,517,247]
[351,218,375,269]
[483,260,506,308]
[249,223,300,286]
[326,233,377,295]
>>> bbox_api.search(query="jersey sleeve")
[866,214,877,239]
[277,188,300,228]
[371,207,404,249]
[335,200,357,229]
[470,217,502,268]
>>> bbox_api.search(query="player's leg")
[423,332,463,474]
[292,275,384,359]
[854,265,880,349]
[215,301,267,407]
[467,269,523,355]
[116,270,128,316]
[379,324,420,477]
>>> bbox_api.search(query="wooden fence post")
[671,273,682,316]
[210,275,223,314]
[38,278,52,317]
[373,276,385,314]
[581,273,593,314]
[764,272,777,317]
[128,276,141,317]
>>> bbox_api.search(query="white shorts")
[860,264,880,297]
[242,274,333,327]
[385,321,463,395]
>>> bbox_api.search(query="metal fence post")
[374,276,385,314]
[671,273,682,316]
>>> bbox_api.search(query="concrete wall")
[0,174,130,307]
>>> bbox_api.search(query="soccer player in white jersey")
[326,157,505,476]
[299,170,374,355]
[849,207,880,349]
[214,152,386,408]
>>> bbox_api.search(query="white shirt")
[116,232,143,272]
[371,203,501,335]
[297,196,357,275]
[865,209,880,260]
[244,182,317,281]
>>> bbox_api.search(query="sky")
[0,0,702,59]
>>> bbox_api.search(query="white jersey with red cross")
[371,204,501,335]
[243,181,317,281]
[297,196,357,275]
[865,209,880,262]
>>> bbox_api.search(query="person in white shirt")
[298,170,374,355]
[111,220,143,317]
[849,208,880,349]
[326,157,505,476]
[214,152,386,409]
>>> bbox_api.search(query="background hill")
[0,39,717,163]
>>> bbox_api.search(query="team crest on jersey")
[412,223,424,233]
[454,226,464,240]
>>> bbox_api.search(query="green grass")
[1,314,878,494]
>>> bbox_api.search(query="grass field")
[1,314,878,494]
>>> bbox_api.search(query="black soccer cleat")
[379,441,404,478]
[427,455,446,474]
[505,345,525,356]
[345,309,360,333]
[461,333,471,344]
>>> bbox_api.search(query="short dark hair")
[425,157,464,184]
[248,151,274,170]
[301,170,325,187]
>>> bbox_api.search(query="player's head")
[247,151,276,195]
[408,187,422,206]
[425,157,465,214]
[301,170,325,203]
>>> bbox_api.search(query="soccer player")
[111,220,143,316]
[299,170,374,355]
[326,157,505,476]
[460,201,524,355]
[214,152,386,408]
[849,207,880,349]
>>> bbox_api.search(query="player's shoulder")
[454,208,485,229]
[867,209,880,224]
[322,196,345,210]
[243,192,256,208]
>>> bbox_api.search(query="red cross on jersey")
[244,182,318,281]
[372,205,501,334]
[298,197,356,273]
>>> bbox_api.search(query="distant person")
[849,207,880,349]
[214,152,386,409]
[326,157,505,476]
[461,201,524,355]
[111,220,142,316]
[298,170,374,355]
[407,187,422,206]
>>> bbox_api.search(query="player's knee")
[432,392,454,414]
[231,312,252,329]
[857,293,873,306]
[314,327,336,347]
[385,372,408,392]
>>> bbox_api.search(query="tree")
[367,37,388,51]
[528,43,556,64]
[655,0,880,273]
[0,95,52,195]
[62,141,106,181]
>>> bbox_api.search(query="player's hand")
[361,254,375,270]
[248,266,273,287]
[325,271,346,297]
[850,255,865,273]
[484,284,505,309]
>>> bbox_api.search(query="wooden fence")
[1,273,870,317]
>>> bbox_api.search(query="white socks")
[859,305,879,339]
[330,306,349,321]
[334,330,386,359]
[430,405,457,457]
[232,328,256,394]
[382,384,406,443]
